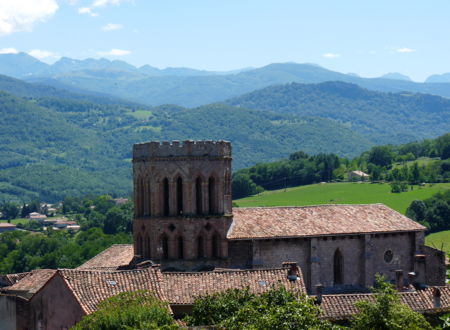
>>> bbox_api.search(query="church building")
[132,140,445,293]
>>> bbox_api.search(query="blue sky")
[1,0,449,81]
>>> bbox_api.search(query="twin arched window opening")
[160,175,218,216]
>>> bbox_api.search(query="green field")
[234,182,450,215]
[425,231,450,254]
[0,218,29,225]
[392,157,438,169]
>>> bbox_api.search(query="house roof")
[0,223,16,228]
[320,286,450,320]
[0,269,57,299]
[0,272,30,287]
[350,170,369,177]
[77,244,134,270]
[228,204,425,240]
[58,268,167,314]
[162,267,306,305]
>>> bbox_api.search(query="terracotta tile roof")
[0,272,30,287]
[228,204,425,240]
[162,267,306,305]
[1,269,57,299]
[320,286,450,320]
[59,268,166,314]
[0,223,16,228]
[77,244,134,270]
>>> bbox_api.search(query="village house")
[0,223,16,234]
[28,212,47,222]
[348,170,370,181]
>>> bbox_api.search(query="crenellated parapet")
[133,140,231,161]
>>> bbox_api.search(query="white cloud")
[323,53,340,58]
[97,48,131,56]
[78,7,98,17]
[92,0,131,8]
[396,47,415,53]
[28,49,59,60]
[102,23,123,31]
[0,0,58,36]
[0,47,19,54]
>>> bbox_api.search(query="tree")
[368,146,394,168]
[406,200,427,222]
[104,206,131,234]
[72,291,177,330]
[185,286,337,329]
[185,287,255,326]
[1,202,19,220]
[232,173,261,199]
[351,275,432,330]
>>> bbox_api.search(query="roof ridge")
[162,267,286,275]
[236,203,385,210]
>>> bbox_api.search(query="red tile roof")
[77,244,134,270]
[1,269,57,299]
[59,268,167,314]
[228,204,425,240]
[320,287,450,320]
[0,272,30,287]
[0,223,16,228]
[162,267,306,305]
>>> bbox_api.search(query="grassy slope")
[425,231,450,254]
[234,182,450,214]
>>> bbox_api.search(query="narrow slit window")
[177,177,183,215]
[163,178,169,216]
[208,177,216,214]
[196,177,203,215]
[178,236,184,259]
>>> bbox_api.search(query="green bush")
[72,291,178,330]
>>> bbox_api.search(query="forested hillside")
[227,81,450,144]
[0,83,369,202]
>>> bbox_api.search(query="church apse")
[132,140,233,267]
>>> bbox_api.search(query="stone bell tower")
[132,140,233,266]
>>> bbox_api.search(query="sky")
[1,0,449,82]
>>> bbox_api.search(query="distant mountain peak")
[380,72,412,81]
[425,72,450,83]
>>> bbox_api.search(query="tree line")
[232,133,450,199]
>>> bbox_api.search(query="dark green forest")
[227,81,450,145]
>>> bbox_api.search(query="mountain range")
[3,53,450,107]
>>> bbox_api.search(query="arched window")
[196,177,203,215]
[145,236,151,258]
[136,235,143,256]
[212,234,220,258]
[161,235,169,259]
[197,236,204,258]
[176,177,183,215]
[162,178,169,216]
[208,177,216,214]
[334,249,344,285]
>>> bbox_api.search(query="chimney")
[315,284,323,305]
[395,270,404,291]
[284,262,300,281]
[433,287,441,308]
[408,272,416,287]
